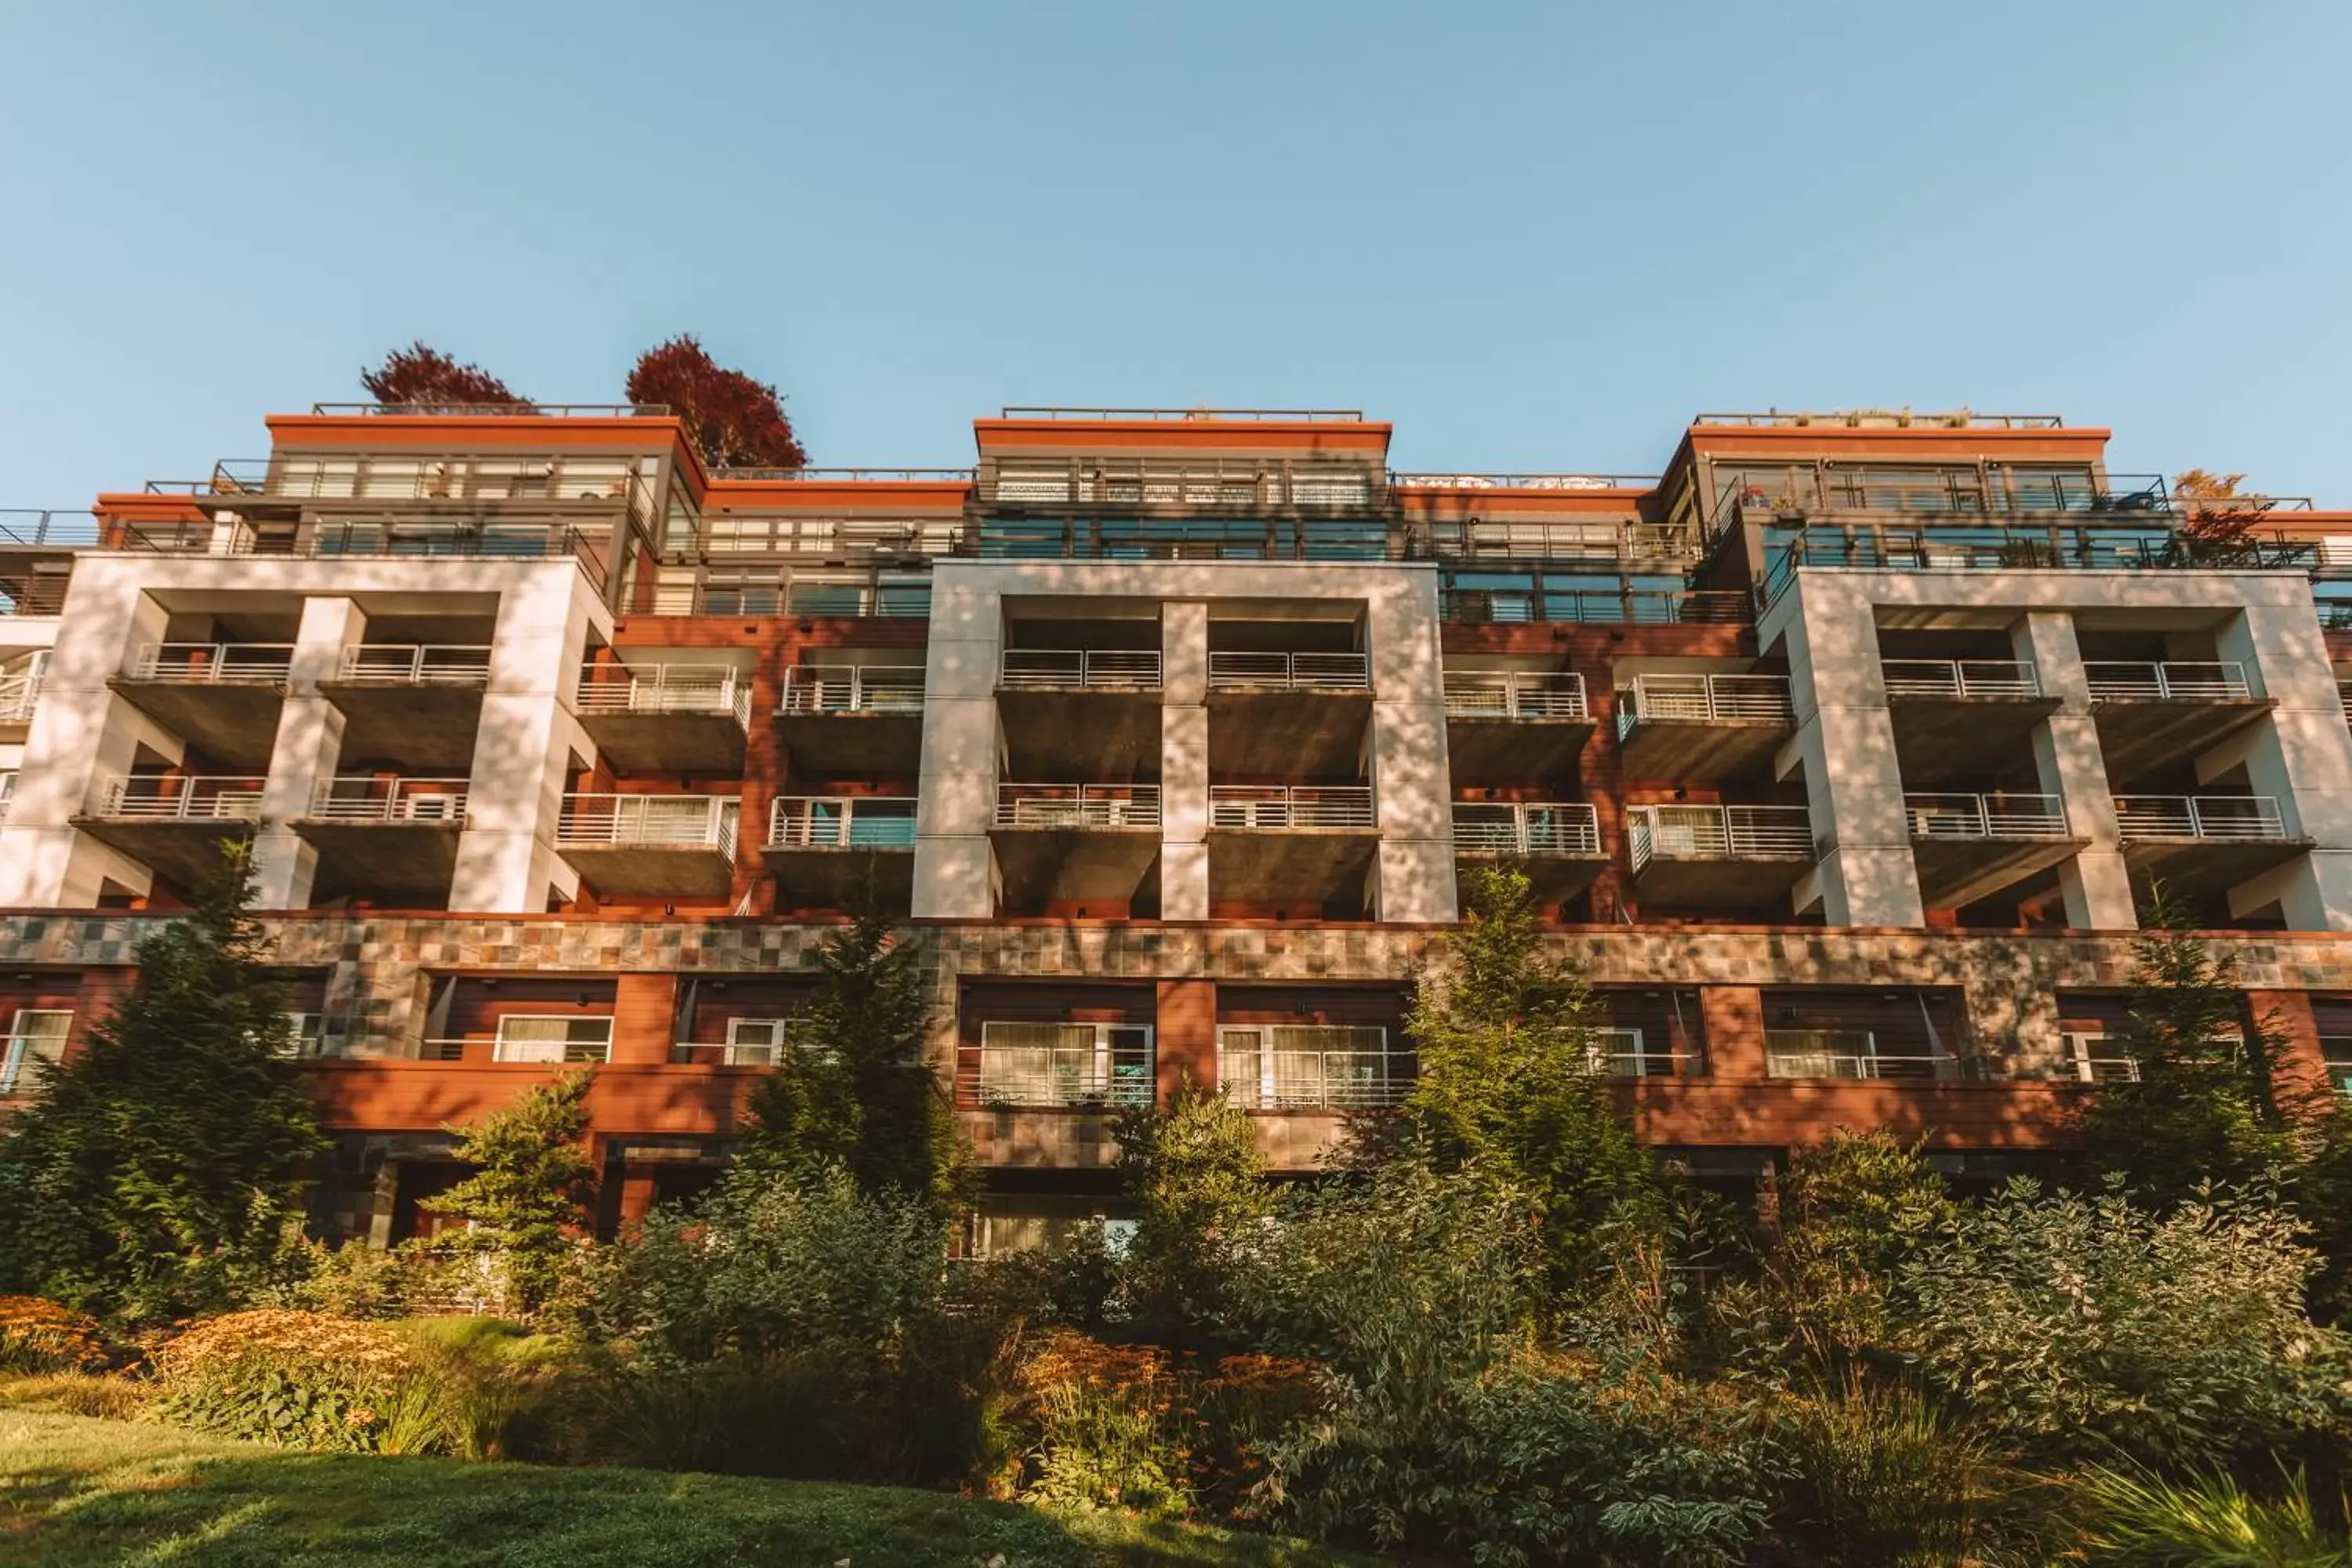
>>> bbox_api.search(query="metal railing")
[2061,1030,2143,1083]
[1000,648,1163,689]
[994,783,1161,829]
[768,795,918,850]
[0,575,71,616]
[1210,785,1375,829]
[1000,406,1365,423]
[1881,659,2041,699]
[304,778,470,822]
[556,793,739,854]
[1617,673,1793,732]
[1904,793,2069,840]
[310,401,668,418]
[1697,410,2064,430]
[2083,661,2253,701]
[129,642,296,684]
[574,664,750,724]
[1218,1025,1409,1109]
[0,670,41,723]
[1585,1026,1693,1078]
[1628,804,1814,869]
[1765,1030,1969,1080]
[969,1022,1156,1108]
[1396,473,1656,492]
[91,775,269,821]
[1207,652,1370,691]
[1452,802,1602,857]
[2111,795,2290,842]
[0,509,102,548]
[335,644,494,685]
[423,1033,616,1065]
[778,663,926,713]
[710,465,975,484]
[1440,586,1750,626]
[1421,519,1697,563]
[1443,670,1588,720]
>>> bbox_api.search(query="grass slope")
[0,1411,1372,1568]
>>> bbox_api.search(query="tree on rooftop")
[2169,468,2275,567]
[359,341,528,408]
[625,334,808,470]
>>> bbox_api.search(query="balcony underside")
[555,843,736,897]
[2092,699,2275,783]
[1911,835,2085,908]
[107,681,285,769]
[292,820,463,899]
[1207,828,1377,906]
[1207,692,1372,777]
[776,713,924,775]
[2121,837,2314,900]
[1632,853,1813,909]
[760,844,914,913]
[317,684,485,771]
[575,712,747,775]
[1887,698,2060,785]
[1444,717,1596,786]
[996,690,1161,777]
[989,827,1159,909]
[1455,848,1607,903]
[72,817,256,889]
[1617,719,1792,784]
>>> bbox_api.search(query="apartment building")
[3,401,2351,1246]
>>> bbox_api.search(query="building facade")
[2,401,2350,1245]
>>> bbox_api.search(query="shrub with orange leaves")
[0,1294,111,1374]
[154,1308,415,1381]
[151,1309,430,1454]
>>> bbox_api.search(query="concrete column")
[1160,601,1210,920]
[912,566,1004,918]
[1365,570,1457,922]
[1776,576,1924,927]
[2209,601,2352,929]
[2010,612,2136,930]
[450,572,599,912]
[251,597,365,909]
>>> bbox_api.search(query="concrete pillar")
[1156,978,1218,1102]
[2210,601,2352,929]
[1160,601,1210,920]
[1700,986,1767,1080]
[1776,576,1924,927]
[450,572,598,912]
[1365,570,1457,921]
[2010,612,2136,930]
[252,597,365,909]
[912,566,1004,918]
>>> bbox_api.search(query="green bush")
[149,1308,430,1454]
[2073,1464,2352,1566]
[1769,1375,2036,1566]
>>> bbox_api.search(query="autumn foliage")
[360,342,528,409]
[626,333,808,470]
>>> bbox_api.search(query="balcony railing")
[1880,659,2041,699]
[1765,1030,1969,1081]
[310,401,667,418]
[1000,648,1163,689]
[424,1028,615,1065]
[303,778,470,822]
[2061,1030,2143,1083]
[0,575,70,616]
[982,455,1381,509]
[1218,1025,1409,1109]
[129,642,296,684]
[0,670,41,723]
[0,509,101,548]
[1757,521,2313,605]
[335,644,494,685]
[1421,519,1696,563]
[1443,670,1588,720]
[778,663,926,714]
[1452,802,1602,856]
[91,775,269,821]
[1440,586,1750,626]
[556,793,739,855]
[1904,793,2069,840]
[1617,673,1793,735]
[1207,652,1370,691]
[768,795,918,850]
[995,783,1161,829]
[970,1022,1155,1108]
[1628,804,1813,869]
[2083,661,2253,702]
[1697,410,2065,430]
[1210,785,1375,829]
[1000,405,1366,422]
[2111,795,2289,842]
[176,455,656,517]
[1586,1026,1694,1078]
[573,664,751,724]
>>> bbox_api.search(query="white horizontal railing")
[1443,670,1588,720]
[1587,1025,1693,1078]
[1218,1025,1409,1109]
[2084,661,2252,702]
[1207,651,1371,691]
[1210,784,1375,829]
[2111,794,2288,842]
[1880,659,2041,699]
[995,783,1161,829]
[2061,1029,2143,1083]
[574,663,750,724]
[1618,673,1793,732]
[1452,802,1602,856]
[335,644,493,686]
[305,777,470,822]
[1903,793,2069,840]
[767,795,918,850]
[92,775,269,821]
[1000,648,1163,689]
[0,670,39,723]
[971,1022,1155,1108]
[557,793,739,855]
[130,642,295,684]
[778,663,925,714]
[1628,804,1813,869]
[1765,1030,1965,1080]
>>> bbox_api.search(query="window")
[278,1012,328,1058]
[492,1015,614,1065]
[975,1022,1152,1107]
[722,1017,790,1066]
[1218,1025,1406,1108]
[1587,1025,1679,1077]
[1,1009,71,1094]
[2060,1029,2140,1083]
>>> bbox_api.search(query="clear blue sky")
[4,2,2348,505]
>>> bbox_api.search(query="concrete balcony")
[1452,801,1606,902]
[1881,659,2057,783]
[74,774,267,885]
[1208,784,1377,909]
[2084,661,2272,781]
[989,783,1162,912]
[776,664,924,775]
[111,643,295,768]
[572,663,750,774]
[1903,791,2082,907]
[554,793,740,896]
[762,795,917,912]
[1443,671,1594,783]
[998,649,1162,779]
[2111,793,2309,898]
[318,644,492,771]
[291,776,470,900]
[1614,674,1794,782]
[1207,652,1373,776]
[1627,803,1815,908]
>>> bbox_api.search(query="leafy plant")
[1112,1076,1269,1347]
[1771,1374,2031,1566]
[151,1308,421,1454]
[1743,1131,1955,1370]
[0,1294,110,1373]
[2074,1463,2352,1566]
[626,333,807,469]
[423,1069,597,1317]
[359,341,527,408]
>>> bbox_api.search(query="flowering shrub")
[152,1309,422,1453]
[0,1295,111,1374]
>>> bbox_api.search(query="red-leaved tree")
[625,334,808,470]
[2169,468,2274,567]
[360,342,528,408]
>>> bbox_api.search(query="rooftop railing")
[1207,651,1370,691]
[1441,586,1751,626]
[335,644,493,686]
[1696,410,2065,429]
[303,777,470,822]
[310,402,670,418]
[768,795,918,850]
[153,459,656,515]
[1443,670,1588,720]
[710,466,976,484]
[1904,793,2069,840]
[995,783,1161,829]
[1452,802,1602,857]
[1617,673,1793,731]
[1000,648,1163,690]
[1881,659,2041,699]
[2111,795,2289,843]
[1395,472,1657,492]
[1628,804,1814,869]
[2083,661,2253,702]
[1421,518,1697,563]
[779,664,926,713]
[90,775,269,821]
[999,406,1366,422]
[573,663,751,724]
[1210,784,1375,829]
[129,642,296,684]
[556,793,739,854]
[0,510,100,548]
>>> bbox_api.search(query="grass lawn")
[0,1410,1377,1567]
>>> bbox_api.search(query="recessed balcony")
[1903,791,2084,907]
[111,643,294,768]
[1586,1025,1697,1079]
[291,776,470,901]
[998,649,1162,778]
[1218,1023,1410,1109]
[74,774,267,886]
[1627,803,1814,908]
[1881,659,2057,782]
[989,783,1161,912]
[2084,661,2272,780]
[1207,652,1372,776]
[1208,784,1377,909]
[1614,674,1794,782]
[1443,671,1594,783]
[318,644,492,771]
[2112,793,2309,897]
[962,1021,1156,1109]
[1764,1029,1976,1081]
[1451,801,1606,902]
[762,795,917,912]
[554,793,740,896]
[572,664,750,774]
[776,664,925,774]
